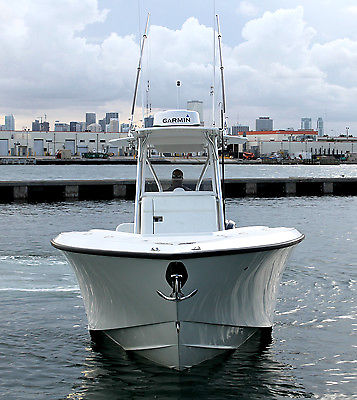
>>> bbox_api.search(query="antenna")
[146,80,150,117]
[216,14,227,220]
[176,80,181,109]
[212,0,216,127]
[216,15,226,117]
[129,13,150,132]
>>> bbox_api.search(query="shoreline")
[1,156,356,165]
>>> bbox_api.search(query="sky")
[0,0,357,135]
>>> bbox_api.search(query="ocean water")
[0,195,356,399]
[0,163,356,181]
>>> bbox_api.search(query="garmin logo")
[162,117,191,124]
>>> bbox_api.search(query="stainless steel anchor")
[157,273,198,302]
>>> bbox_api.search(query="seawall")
[0,178,356,203]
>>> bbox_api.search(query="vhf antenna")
[216,14,227,220]
[129,13,150,132]
[146,80,150,117]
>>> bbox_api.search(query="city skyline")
[1,1,357,134]
[4,111,352,138]
[0,111,357,137]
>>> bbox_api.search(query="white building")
[87,123,102,132]
[106,118,119,132]
[256,117,273,131]
[255,137,356,160]
[0,130,128,157]
[238,130,317,142]
[187,101,204,125]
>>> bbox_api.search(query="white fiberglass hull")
[99,322,258,369]
[56,237,301,369]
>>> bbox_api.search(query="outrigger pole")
[132,13,150,233]
[216,14,226,220]
[129,13,150,132]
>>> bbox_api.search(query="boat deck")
[52,226,304,258]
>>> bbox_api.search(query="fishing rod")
[216,14,226,220]
[129,13,150,132]
[211,0,216,127]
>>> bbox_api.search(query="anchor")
[157,261,198,302]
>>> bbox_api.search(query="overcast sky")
[1,0,357,134]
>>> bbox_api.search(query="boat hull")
[96,322,258,369]
[61,244,296,369]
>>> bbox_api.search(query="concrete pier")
[0,178,356,203]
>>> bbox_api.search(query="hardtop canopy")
[135,126,219,153]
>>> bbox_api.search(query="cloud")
[224,6,357,124]
[344,5,357,15]
[0,0,135,110]
[236,1,259,17]
[1,1,357,130]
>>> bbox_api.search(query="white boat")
[51,109,304,370]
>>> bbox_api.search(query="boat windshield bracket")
[134,136,149,233]
[195,156,210,191]
[206,133,225,230]
[146,157,163,192]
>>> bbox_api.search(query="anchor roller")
[157,261,198,302]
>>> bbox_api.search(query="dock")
[0,178,356,203]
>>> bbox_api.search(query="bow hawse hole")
[165,261,188,289]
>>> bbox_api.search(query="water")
[0,163,356,181]
[0,195,356,399]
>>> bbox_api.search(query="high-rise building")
[231,125,249,135]
[121,123,130,133]
[32,119,49,131]
[317,117,324,137]
[70,121,81,132]
[54,121,70,132]
[256,117,273,131]
[5,114,15,131]
[86,112,96,128]
[32,119,41,131]
[144,115,154,128]
[98,119,106,132]
[107,118,119,132]
[187,100,204,124]
[301,118,312,130]
[40,121,50,131]
[105,112,119,125]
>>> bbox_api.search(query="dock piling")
[13,186,28,200]
[65,185,79,199]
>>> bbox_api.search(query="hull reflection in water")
[67,328,312,400]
